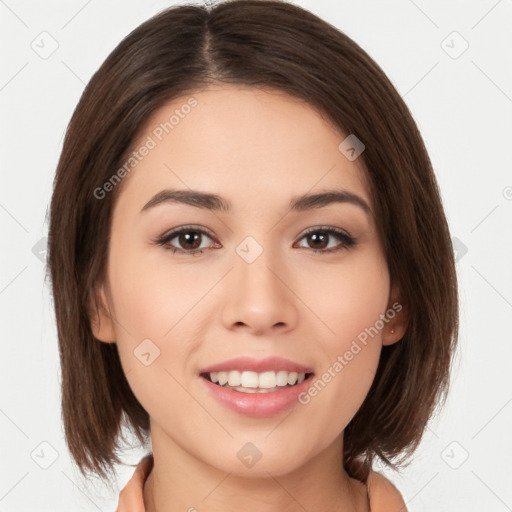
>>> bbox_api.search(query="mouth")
[200,370,315,394]
[198,357,315,416]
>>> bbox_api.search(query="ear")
[88,281,117,344]
[381,282,408,346]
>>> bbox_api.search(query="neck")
[143,421,369,512]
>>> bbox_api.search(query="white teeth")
[240,371,259,388]
[227,370,241,387]
[205,370,308,389]
[259,371,277,389]
[287,371,298,385]
[276,370,289,387]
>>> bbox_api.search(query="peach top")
[116,454,407,511]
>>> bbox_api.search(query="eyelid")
[299,225,352,238]
[156,224,217,241]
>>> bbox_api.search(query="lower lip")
[199,375,313,417]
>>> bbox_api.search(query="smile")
[201,370,312,393]
[198,356,315,417]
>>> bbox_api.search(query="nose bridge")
[235,233,285,300]
[221,233,297,332]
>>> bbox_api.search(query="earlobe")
[382,321,407,346]
[88,282,117,343]
[382,284,408,346]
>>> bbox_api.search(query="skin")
[91,84,407,512]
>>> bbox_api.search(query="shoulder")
[367,470,408,512]
[117,454,153,512]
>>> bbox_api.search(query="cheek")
[294,252,389,428]
[106,242,219,414]
[297,247,390,349]
[107,242,210,340]
[105,245,207,423]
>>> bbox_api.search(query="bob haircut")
[47,0,458,489]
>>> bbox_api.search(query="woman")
[47,1,458,510]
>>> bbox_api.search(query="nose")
[221,243,299,336]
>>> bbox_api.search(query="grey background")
[1,0,512,510]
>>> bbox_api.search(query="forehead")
[115,84,371,214]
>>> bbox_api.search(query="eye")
[154,225,219,256]
[294,226,356,253]
[153,225,357,256]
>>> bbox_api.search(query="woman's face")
[92,84,404,477]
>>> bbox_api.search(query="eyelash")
[153,224,357,256]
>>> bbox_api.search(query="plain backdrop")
[1,0,512,510]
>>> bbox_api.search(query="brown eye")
[305,232,329,250]
[155,226,218,255]
[175,231,203,250]
[295,227,356,253]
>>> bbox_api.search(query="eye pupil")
[180,231,201,250]
[309,232,328,249]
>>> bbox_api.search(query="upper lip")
[199,356,314,375]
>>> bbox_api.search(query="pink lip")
[199,356,313,374]
[199,373,314,417]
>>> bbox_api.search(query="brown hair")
[47,0,458,489]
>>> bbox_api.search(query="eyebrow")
[140,188,371,215]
